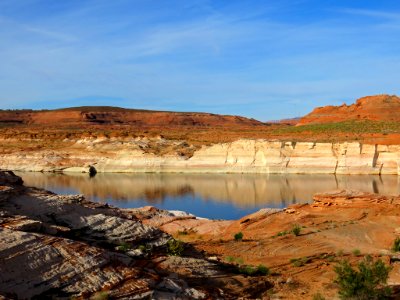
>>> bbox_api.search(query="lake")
[16,172,400,220]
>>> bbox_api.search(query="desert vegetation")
[334,256,392,299]
[167,239,185,256]
[392,237,400,252]
[291,224,302,236]
[234,232,244,241]
[277,120,400,136]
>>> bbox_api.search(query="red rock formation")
[298,94,400,125]
[0,106,263,127]
[155,189,400,299]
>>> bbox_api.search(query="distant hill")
[0,106,264,127]
[298,95,400,126]
[267,117,300,125]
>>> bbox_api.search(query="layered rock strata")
[1,138,400,174]
[0,171,271,299]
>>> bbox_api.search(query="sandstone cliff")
[1,138,400,174]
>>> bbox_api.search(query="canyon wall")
[1,139,400,174]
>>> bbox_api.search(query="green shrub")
[234,232,244,241]
[334,255,392,299]
[392,237,400,252]
[116,242,131,252]
[277,230,289,237]
[225,256,245,265]
[292,260,304,267]
[257,264,270,275]
[167,239,184,256]
[290,257,311,267]
[137,244,153,255]
[177,228,197,236]
[239,265,256,276]
[352,249,361,256]
[328,256,336,262]
[225,256,235,263]
[239,264,270,276]
[292,224,301,236]
[236,257,244,265]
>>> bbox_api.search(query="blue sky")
[0,0,399,120]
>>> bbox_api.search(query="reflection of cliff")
[17,172,400,209]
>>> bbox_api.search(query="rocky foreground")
[150,191,400,299]
[3,171,400,299]
[0,171,271,299]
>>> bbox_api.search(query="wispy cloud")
[338,8,400,20]
[24,26,78,43]
[0,0,399,120]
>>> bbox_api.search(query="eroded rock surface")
[152,189,400,299]
[0,171,271,299]
[2,138,400,174]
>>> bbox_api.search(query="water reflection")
[18,172,400,208]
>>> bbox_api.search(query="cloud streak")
[0,0,399,120]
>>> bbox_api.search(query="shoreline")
[2,139,400,175]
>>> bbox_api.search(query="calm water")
[16,172,400,220]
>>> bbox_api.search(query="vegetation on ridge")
[276,120,400,135]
